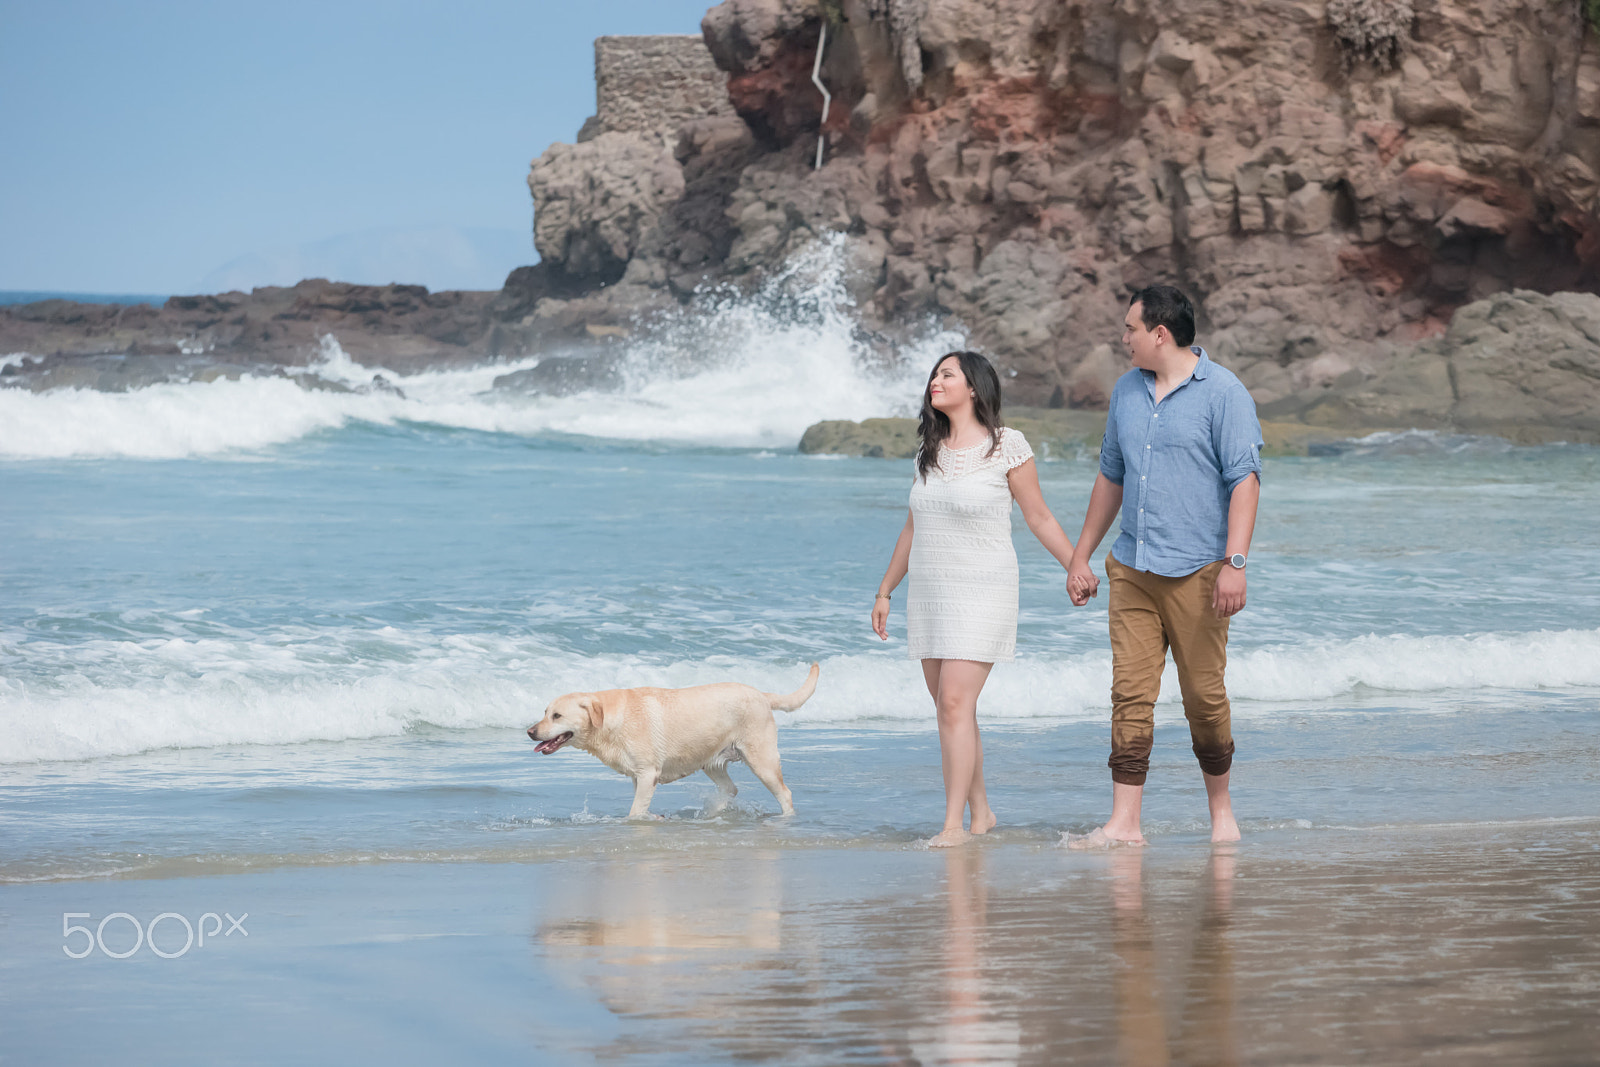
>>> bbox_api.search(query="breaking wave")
[3,625,1596,763]
[0,236,960,460]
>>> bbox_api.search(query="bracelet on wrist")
[875,592,891,601]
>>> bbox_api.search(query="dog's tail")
[767,662,820,712]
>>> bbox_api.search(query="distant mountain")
[193,226,535,295]
[0,291,167,307]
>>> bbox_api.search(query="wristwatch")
[1227,553,1247,569]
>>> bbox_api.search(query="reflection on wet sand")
[538,851,782,960]
[905,847,1021,1064]
[529,825,1600,1064]
[1106,847,1238,1067]
[1110,849,1170,1066]
[1178,848,1237,1067]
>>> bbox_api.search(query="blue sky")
[0,0,718,293]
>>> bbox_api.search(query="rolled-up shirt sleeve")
[1098,387,1126,486]
[1214,382,1264,492]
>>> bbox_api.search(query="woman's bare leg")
[926,658,994,846]
[969,720,996,835]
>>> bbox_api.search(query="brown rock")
[527,133,687,282]
[1273,289,1600,442]
[526,0,1600,423]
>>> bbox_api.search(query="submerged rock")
[492,351,629,396]
[801,408,1377,459]
[800,408,1112,460]
[799,417,922,459]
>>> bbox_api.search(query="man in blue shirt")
[1065,285,1263,846]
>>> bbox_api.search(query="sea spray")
[518,233,963,445]
[0,235,963,460]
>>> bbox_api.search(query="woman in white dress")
[871,351,1079,847]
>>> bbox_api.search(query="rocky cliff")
[524,0,1600,436]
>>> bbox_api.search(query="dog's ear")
[586,694,604,730]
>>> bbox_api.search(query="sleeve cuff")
[1223,467,1260,492]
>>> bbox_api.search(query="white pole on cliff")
[811,22,830,171]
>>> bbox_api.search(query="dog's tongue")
[534,732,572,754]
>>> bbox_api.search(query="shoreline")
[8,811,1600,886]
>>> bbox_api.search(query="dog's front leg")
[627,770,661,820]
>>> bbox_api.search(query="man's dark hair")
[1128,285,1196,348]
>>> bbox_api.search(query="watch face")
[1229,553,1246,568]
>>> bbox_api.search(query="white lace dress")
[906,427,1035,663]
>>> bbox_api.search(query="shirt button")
[1153,414,1159,419]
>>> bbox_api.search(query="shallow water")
[2,417,1599,876]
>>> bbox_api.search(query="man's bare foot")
[929,827,972,848]
[1202,771,1239,843]
[1062,825,1147,850]
[970,810,997,835]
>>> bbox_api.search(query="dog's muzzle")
[529,728,573,754]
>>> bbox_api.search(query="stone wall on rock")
[587,35,732,144]
[519,0,1600,432]
[529,32,756,309]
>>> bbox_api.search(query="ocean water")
[3,250,1598,885]
[4,252,1599,1063]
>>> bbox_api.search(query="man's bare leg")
[1067,781,1147,848]
[1204,770,1240,843]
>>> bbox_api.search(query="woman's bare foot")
[1210,813,1241,843]
[929,827,972,848]
[1063,825,1147,850]
[970,809,997,835]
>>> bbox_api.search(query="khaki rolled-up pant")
[1106,554,1235,786]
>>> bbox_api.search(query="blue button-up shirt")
[1099,347,1263,577]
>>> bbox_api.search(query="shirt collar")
[1139,345,1212,388]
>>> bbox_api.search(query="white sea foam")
[3,625,1596,764]
[0,236,957,460]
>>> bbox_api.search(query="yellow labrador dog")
[527,663,819,819]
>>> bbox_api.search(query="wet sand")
[4,819,1598,1065]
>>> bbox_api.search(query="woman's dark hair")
[916,350,1004,481]
[1128,285,1196,347]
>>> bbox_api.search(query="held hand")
[871,597,890,640]
[1213,565,1247,618]
[1066,558,1099,607]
